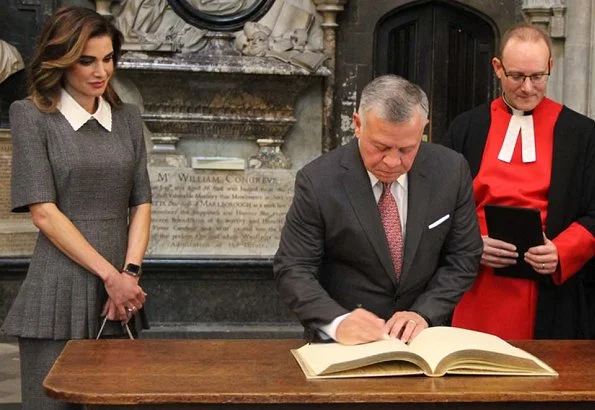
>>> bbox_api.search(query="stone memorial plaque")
[0,220,37,256]
[0,130,13,220]
[0,130,38,256]
[148,167,296,256]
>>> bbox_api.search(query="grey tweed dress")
[2,99,151,340]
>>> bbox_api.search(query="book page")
[408,327,556,375]
[441,350,556,375]
[292,350,425,379]
[292,339,429,376]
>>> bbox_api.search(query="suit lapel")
[401,144,430,281]
[340,140,397,285]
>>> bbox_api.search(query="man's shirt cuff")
[318,312,350,340]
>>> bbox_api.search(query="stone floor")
[0,341,20,409]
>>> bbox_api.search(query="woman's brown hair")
[28,6,124,112]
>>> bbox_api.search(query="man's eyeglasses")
[500,61,550,85]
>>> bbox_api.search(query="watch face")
[125,264,141,274]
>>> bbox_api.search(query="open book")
[291,327,557,379]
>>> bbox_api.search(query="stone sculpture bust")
[0,40,24,84]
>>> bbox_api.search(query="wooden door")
[375,0,496,143]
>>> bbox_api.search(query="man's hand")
[335,308,387,345]
[525,234,559,275]
[384,311,428,343]
[481,235,518,268]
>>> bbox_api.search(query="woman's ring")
[541,263,545,270]
[408,320,416,326]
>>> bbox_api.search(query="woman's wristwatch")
[122,263,142,278]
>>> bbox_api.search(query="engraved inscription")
[0,221,38,257]
[148,168,295,256]
[0,132,14,220]
[0,130,38,256]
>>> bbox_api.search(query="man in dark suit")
[274,75,483,345]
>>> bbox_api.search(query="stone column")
[561,0,592,115]
[522,0,566,107]
[313,0,347,152]
[588,6,595,118]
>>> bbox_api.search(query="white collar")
[502,94,532,116]
[497,104,536,164]
[58,88,112,131]
[367,171,408,191]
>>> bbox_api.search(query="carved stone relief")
[110,0,326,67]
[522,0,566,38]
[111,0,208,53]
[0,40,24,84]
[117,55,318,169]
[106,0,332,171]
[190,0,260,15]
[235,0,328,72]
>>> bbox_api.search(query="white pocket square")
[428,214,450,229]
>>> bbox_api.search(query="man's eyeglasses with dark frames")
[500,60,550,85]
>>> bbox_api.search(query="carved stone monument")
[110,0,331,259]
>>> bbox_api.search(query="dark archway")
[375,0,497,143]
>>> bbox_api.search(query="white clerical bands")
[498,111,536,163]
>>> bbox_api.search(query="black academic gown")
[444,101,595,339]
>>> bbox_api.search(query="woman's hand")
[101,298,119,322]
[103,272,145,322]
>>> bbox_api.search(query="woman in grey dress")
[1,7,152,409]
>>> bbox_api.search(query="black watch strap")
[122,263,142,277]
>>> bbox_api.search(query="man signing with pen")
[274,75,482,345]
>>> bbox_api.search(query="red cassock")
[452,97,559,339]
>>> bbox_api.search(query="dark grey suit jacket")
[274,139,482,335]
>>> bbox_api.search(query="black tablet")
[484,204,544,280]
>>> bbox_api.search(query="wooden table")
[44,339,595,409]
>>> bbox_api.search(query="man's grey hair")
[358,75,429,125]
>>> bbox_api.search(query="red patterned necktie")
[378,182,403,278]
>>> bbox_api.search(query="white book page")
[295,338,411,375]
[408,327,542,373]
